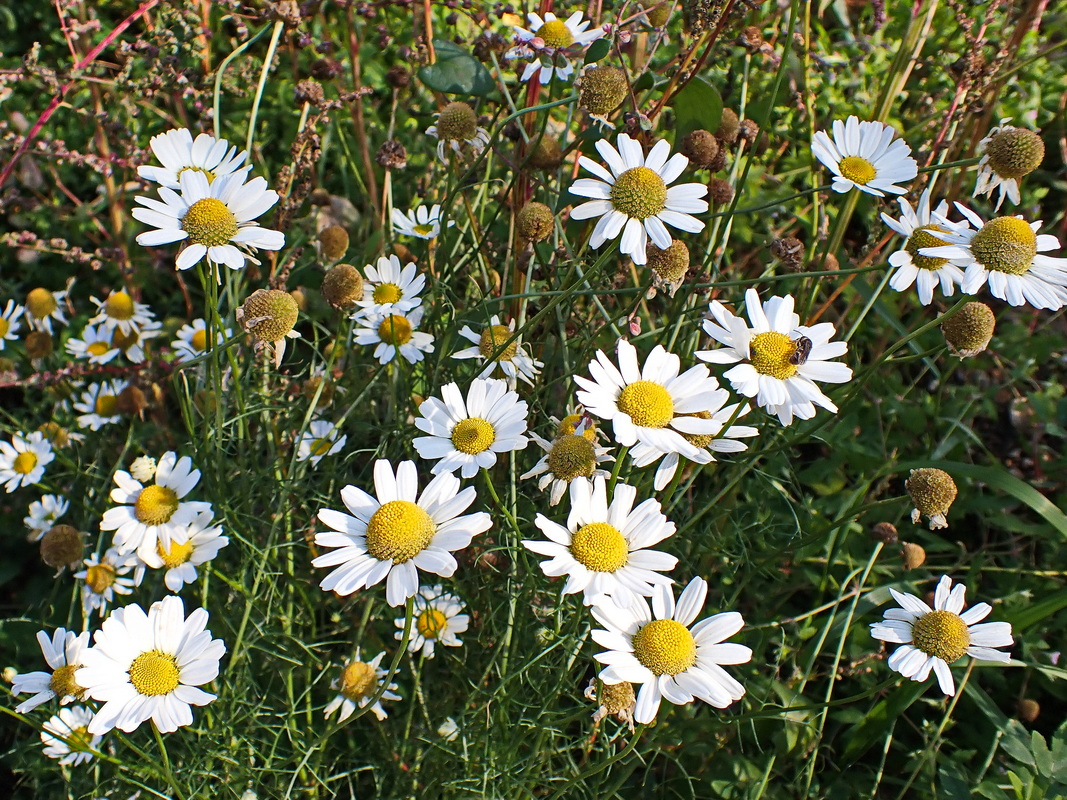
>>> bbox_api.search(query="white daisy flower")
[24,493,70,541]
[74,547,141,618]
[73,379,127,431]
[75,595,226,734]
[570,133,708,265]
[452,315,544,388]
[972,119,1045,210]
[24,287,69,334]
[391,204,454,240]
[591,577,751,724]
[142,510,229,592]
[0,299,24,348]
[507,11,606,85]
[811,115,918,196]
[524,476,678,604]
[88,290,156,336]
[630,398,759,491]
[353,306,435,365]
[393,584,469,658]
[870,575,1014,697]
[41,705,102,766]
[11,628,91,713]
[426,101,491,164]
[312,459,492,607]
[413,378,529,479]
[296,420,347,467]
[880,189,969,305]
[696,288,853,426]
[137,128,249,190]
[574,338,724,461]
[0,431,55,492]
[132,170,285,272]
[520,417,614,506]
[919,204,1067,310]
[172,318,232,363]
[65,323,121,365]
[323,650,401,722]
[100,451,213,564]
[354,254,426,316]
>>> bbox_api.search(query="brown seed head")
[647,240,690,284]
[321,264,365,309]
[318,225,350,262]
[708,177,734,206]
[679,130,720,170]
[942,301,995,358]
[239,289,300,343]
[517,202,555,242]
[870,521,898,544]
[25,331,53,359]
[526,135,564,170]
[901,542,926,570]
[717,109,740,144]
[40,525,84,569]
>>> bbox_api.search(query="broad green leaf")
[1005,589,1067,632]
[669,77,723,143]
[583,38,611,64]
[418,40,497,97]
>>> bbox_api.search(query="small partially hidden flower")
[973,119,1044,209]
[0,300,24,348]
[137,128,249,189]
[324,650,401,722]
[905,468,957,530]
[392,204,453,240]
[24,493,70,541]
[394,585,469,658]
[585,678,636,730]
[297,420,347,467]
[811,115,917,196]
[880,189,969,306]
[41,706,101,766]
[452,316,543,388]
[11,628,91,713]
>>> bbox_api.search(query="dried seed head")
[321,263,365,309]
[647,240,690,284]
[269,0,302,27]
[517,202,555,242]
[770,236,805,270]
[579,66,628,117]
[717,108,740,144]
[527,135,564,170]
[239,289,300,343]
[1017,698,1040,723]
[25,331,53,359]
[38,422,72,448]
[40,525,84,569]
[294,79,325,106]
[708,177,734,206]
[385,66,411,89]
[942,301,995,357]
[870,521,898,544]
[318,225,349,262]
[984,128,1044,180]
[376,139,407,170]
[679,130,720,169]
[900,542,926,570]
[738,119,759,143]
[436,101,478,142]
[116,384,149,416]
[738,26,763,50]
[906,468,958,530]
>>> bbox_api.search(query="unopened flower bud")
[901,542,926,570]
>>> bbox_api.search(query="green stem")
[152,722,187,800]
[245,20,285,153]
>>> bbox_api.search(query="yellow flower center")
[911,609,970,663]
[339,660,376,701]
[26,288,58,318]
[748,331,800,380]
[66,725,94,751]
[479,324,518,361]
[536,18,575,47]
[49,664,84,700]
[547,434,598,481]
[905,225,951,271]
[617,380,674,428]
[87,341,111,357]
[111,327,139,351]
[451,418,496,455]
[13,451,38,474]
[569,522,629,572]
[105,291,135,321]
[678,410,714,448]
[377,314,413,346]
[413,223,436,236]
[134,484,180,526]
[365,500,436,563]
[0,318,8,337]
[85,563,116,594]
[610,166,668,220]
[95,394,119,417]
[632,619,697,676]
[373,283,403,304]
[557,414,598,441]
[177,165,216,182]
[157,537,196,568]
[985,128,1044,179]
[181,198,239,247]
[838,155,877,185]
[128,650,181,696]
[970,217,1037,276]
[310,437,335,457]
[416,608,449,639]
[191,329,209,352]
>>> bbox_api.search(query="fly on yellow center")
[105,292,135,321]
[339,660,376,701]
[557,414,598,441]
[128,650,180,696]
[910,609,970,663]
[95,394,119,417]
[610,167,668,220]
[310,437,335,457]
[547,435,597,481]
[838,155,877,186]
[970,217,1037,276]
[413,223,436,236]
[26,288,58,319]
[416,607,449,639]
[536,18,575,48]
[181,198,239,247]
[373,283,403,304]
[569,522,629,572]
[377,314,413,346]
[157,537,196,568]
[748,332,802,380]
[365,500,436,563]
[617,380,674,428]
[479,324,518,361]
[49,664,85,699]
[678,410,715,448]
[87,341,111,357]
[451,417,496,455]
[905,225,952,270]
[13,451,38,475]
[134,484,180,526]
[632,619,697,676]
[190,328,209,352]
[85,563,116,594]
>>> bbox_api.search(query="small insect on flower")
[787,335,813,366]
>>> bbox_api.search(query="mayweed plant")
[2,2,1065,799]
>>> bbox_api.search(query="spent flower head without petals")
[973,119,1045,210]
[811,115,918,196]
[426,101,490,164]
[452,315,543,388]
